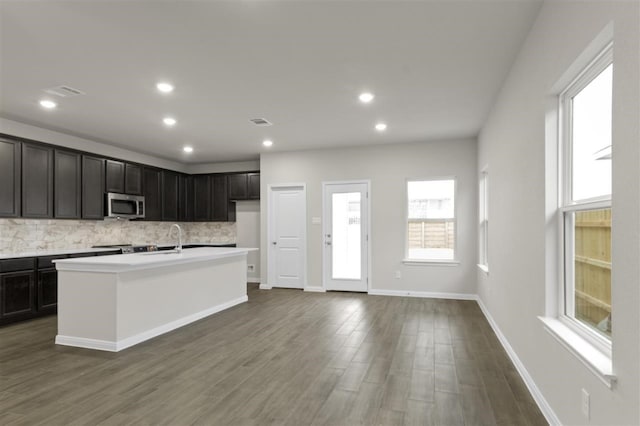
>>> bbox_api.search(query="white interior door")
[268,185,306,289]
[323,182,369,292]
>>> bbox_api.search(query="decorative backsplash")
[0,219,236,254]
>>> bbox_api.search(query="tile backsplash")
[0,219,236,254]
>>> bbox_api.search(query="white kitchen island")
[54,247,254,352]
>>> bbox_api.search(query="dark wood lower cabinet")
[0,271,35,321]
[37,268,58,313]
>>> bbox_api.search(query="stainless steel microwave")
[106,193,145,219]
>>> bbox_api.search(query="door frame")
[266,183,307,289]
[321,180,371,292]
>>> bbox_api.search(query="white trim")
[259,284,272,290]
[477,264,489,274]
[55,295,248,352]
[368,289,476,300]
[539,316,615,388]
[476,298,561,426]
[247,277,260,284]
[267,183,307,290]
[402,259,460,266]
[304,286,326,293]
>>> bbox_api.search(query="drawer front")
[37,255,68,269]
[0,258,35,273]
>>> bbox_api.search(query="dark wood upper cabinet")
[178,174,193,222]
[143,167,162,221]
[248,173,260,199]
[54,150,81,219]
[125,163,143,195]
[193,175,210,221]
[0,138,21,217]
[227,173,248,200]
[105,160,125,193]
[82,155,105,219]
[162,170,179,221]
[22,144,53,218]
[211,174,228,221]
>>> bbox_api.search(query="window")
[406,179,456,261]
[478,170,488,272]
[559,45,612,347]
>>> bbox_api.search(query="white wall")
[235,200,260,283]
[477,1,639,424]
[260,139,477,295]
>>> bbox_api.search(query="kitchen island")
[54,247,254,352]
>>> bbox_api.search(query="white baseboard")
[304,286,326,293]
[247,277,260,284]
[476,297,561,426]
[55,295,248,352]
[259,284,272,290]
[368,289,477,300]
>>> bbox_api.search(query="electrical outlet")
[581,388,590,420]
[395,270,401,279]
[247,264,255,273]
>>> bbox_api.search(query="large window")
[478,170,488,272]
[559,45,612,346]
[406,179,456,261]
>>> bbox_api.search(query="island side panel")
[56,270,118,348]
[115,254,248,348]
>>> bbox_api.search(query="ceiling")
[0,1,542,164]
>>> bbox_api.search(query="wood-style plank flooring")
[0,284,547,425]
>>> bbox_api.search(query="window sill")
[538,316,616,388]
[402,259,460,266]
[477,264,489,274]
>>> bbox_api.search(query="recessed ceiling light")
[359,92,374,103]
[157,82,174,93]
[375,122,387,132]
[39,99,57,109]
[163,117,177,126]
[183,146,193,153]
[262,139,273,147]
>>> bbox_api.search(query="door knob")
[272,241,277,245]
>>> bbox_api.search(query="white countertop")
[0,247,118,260]
[0,242,236,260]
[54,247,256,273]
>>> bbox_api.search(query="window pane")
[407,179,455,260]
[408,180,454,219]
[570,208,612,338]
[571,65,612,201]
[332,192,361,280]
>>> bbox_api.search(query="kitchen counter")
[54,247,254,352]
[54,247,252,273]
[0,242,236,260]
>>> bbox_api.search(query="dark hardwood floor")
[0,284,547,425]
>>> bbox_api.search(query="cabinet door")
[0,138,21,217]
[82,155,105,219]
[211,174,228,221]
[125,163,143,195]
[162,170,179,221]
[227,173,248,200]
[22,143,53,218]
[105,160,125,193]
[178,174,193,222]
[248,173,260,199]
[37,268,57,313]
[143,167,162,221]
[193,175,211,221]
[54,150,81,219]
[0,271,35,319]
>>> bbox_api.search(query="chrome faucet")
[169,224,183,253]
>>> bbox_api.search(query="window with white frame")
[406,179,456,261]
[559,45,612,346]
[478,170,488,271]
